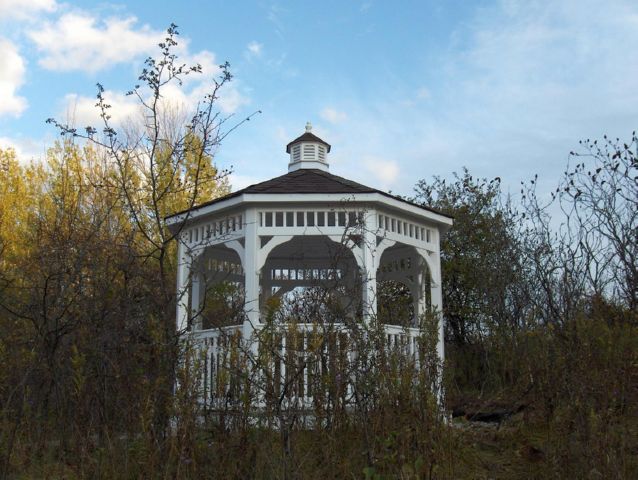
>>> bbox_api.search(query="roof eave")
[165,191,453,229]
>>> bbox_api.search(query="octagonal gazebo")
[166,123,453,404]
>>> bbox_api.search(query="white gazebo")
[166,123,453,405]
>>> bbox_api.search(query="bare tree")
[520,132,638,323]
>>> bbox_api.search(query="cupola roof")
[286,122,331,172]
[286,122,331,153]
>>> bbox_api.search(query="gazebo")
[165,123,453,405]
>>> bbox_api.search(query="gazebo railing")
[189,322,423,409]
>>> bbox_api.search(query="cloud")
[38,11,250,125]
[312,0,638,198]
[0,136,47,162]
[61,91,141,130]
[362,156,399,188]
[463,0,638,116]
[320,107,348,124]
[246,41,263,58]
[28,13,164,72]
[217,86,250,114]
[228,173,262,191]
[0,0,56,20]
[179,50,221,83]
[60,75,249,133]
[157,78,248,116]
[266,4,286,39]
[431,0,638,181]
[0,39,27,117]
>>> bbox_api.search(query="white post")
[415,247,444,366]
[415,259,427,326]
[429,252,445,386]
[243,208,260,340]
[176,237,191,333]
[431,284,444,363]
[361,210,378,324]
[191,271,201,330]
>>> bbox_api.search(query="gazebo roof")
[165,168,452,220]
[235,168,373,194]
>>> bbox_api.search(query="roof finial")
[305,121,312,132]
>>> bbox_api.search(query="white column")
[429,253,444,366]
[176,237,191,333]
[243,208,260,339]
[413,267,423,325]
[191,270,201,330]
[361,210,378,324]
[415,255,430,326]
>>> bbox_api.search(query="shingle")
[166,169,451,219]
[243,169,373,194]
[285,132,331,153]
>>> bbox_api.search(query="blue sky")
[1,0,637,199]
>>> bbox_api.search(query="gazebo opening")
[192,244,245,330]
[377,243,433,328]
[262,235,362,325]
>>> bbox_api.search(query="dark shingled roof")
[241,168,373,194]
[166,169,452,220]
[286,132,331,153]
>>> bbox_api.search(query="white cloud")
[179,50,221,84]
[310,0,638,198]
[60,76,249,133]
[169,50,248,113]
[0,39,27,117]
[320,107,348,124]
[61,91,141,130]
[160,49,251,112]
[28,13,164,72]
[228,173,262,191]
[362,156,399,188]
[267,4,286,40]
[0,136,47,162]
[432,0,638,181]
[246,41,263,58]
[0,0,56,19]
[36,10,250,124]
[217,86,250,114]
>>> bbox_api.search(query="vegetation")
[0,25,636,479]
[412,143,638,478]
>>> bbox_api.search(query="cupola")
[286,122,331,172]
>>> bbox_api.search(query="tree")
[520,133,638,321]
[44,23,258,436]
[412,169,529,342]
[0,24,254,475]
